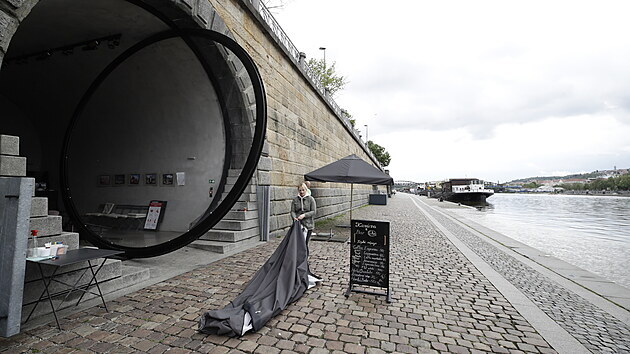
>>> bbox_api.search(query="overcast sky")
[273,0,630,183]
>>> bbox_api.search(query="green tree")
[522,182,540,189]
[306,58,347,96]
[617,174,630,190]
[340,108,356,127]
[367,140,391,167]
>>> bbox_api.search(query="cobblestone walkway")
[413,195,630,354]
[2,195,561,353]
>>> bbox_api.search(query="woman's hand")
[297,214,305,220]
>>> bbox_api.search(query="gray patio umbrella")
[304,154,393,220]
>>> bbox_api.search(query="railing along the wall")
[246,0,381,167]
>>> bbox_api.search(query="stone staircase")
[188,169,261,254]
[1,134,151,323]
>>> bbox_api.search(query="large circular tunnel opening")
[0,0,266,258]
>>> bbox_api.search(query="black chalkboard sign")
[345,219,391,302]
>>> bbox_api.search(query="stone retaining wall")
[209,0,386,235]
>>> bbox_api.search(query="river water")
[449,193,630,289]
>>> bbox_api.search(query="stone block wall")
[0,0,386,239]
[210,0,387,235]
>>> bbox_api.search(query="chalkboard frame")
[345,219,392,302]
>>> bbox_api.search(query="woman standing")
[291,183,316,246]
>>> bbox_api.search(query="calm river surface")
[449,193,630,289]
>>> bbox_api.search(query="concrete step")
[222,191,257,202]
[21,262,150,321]
[29,215,62,236]
[200,226,260,242]
[97,263,151,294]
[215,218,259,231]
[225,209,259,221]
[187,236,262,254]
[28,232,80,251]
[226,176,241,185]
[23,258,121,303]
[30,197,48,217]
[0,134,19,156]
[227,169,258,180]
[223,183,257,194]
[0,155,26,177]
[232,201,258,211]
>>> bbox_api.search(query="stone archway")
[0,0,266,258]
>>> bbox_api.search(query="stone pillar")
[0,135,33,337]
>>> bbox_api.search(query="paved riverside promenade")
[2,193,629,353]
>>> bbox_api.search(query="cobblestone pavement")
[412,195,630,354]
[2,194,565,353]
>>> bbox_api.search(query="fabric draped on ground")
[198,220,317,337]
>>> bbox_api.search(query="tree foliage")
[340,108,356,127]
[522,182,540,189]
[557,174,630,191]
[306,58,347,97]
[367,140,391,167]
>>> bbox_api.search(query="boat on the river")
[435,178,494,203]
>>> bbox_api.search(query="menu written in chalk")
[350,219,389,289]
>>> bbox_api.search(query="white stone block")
[0,155,26,176]
[0,135,19,156]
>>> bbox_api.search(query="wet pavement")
[1,193,628,353]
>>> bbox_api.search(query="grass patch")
[315,213,346,229]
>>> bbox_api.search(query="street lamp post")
[364,124,368,142]
[319,47,326,70]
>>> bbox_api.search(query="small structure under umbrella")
[304,154,393,221]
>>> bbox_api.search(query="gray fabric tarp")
[304,154,393,185]
[198,220,309,337]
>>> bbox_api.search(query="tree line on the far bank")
[555,174,630,191]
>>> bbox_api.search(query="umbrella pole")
[350,183,353,221]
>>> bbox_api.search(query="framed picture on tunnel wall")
[162,173,174,186]
[129,174,140,185]
[145,173,157,185]
[98,175,110,186]
[114,174,125,185]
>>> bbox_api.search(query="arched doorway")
[0,0,266,258]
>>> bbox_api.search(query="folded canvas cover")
[199,220,314,336]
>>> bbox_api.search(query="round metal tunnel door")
[61,29,266,258]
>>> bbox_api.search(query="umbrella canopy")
[304,154,393,185]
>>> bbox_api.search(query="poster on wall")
[162,173,174,186]
[98,175,110,186]
[176,172,186,186]
[114,174,125,185]
[129,174,140,185]
[143,200,167,231]
[145,173,157,185]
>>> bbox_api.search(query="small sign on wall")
[176,172,185,186]
[144,200,167,231]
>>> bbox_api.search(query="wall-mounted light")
[82,40,100,51]
[108,38,120,49]
[35,51,52,61]
[4,34,122,66]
